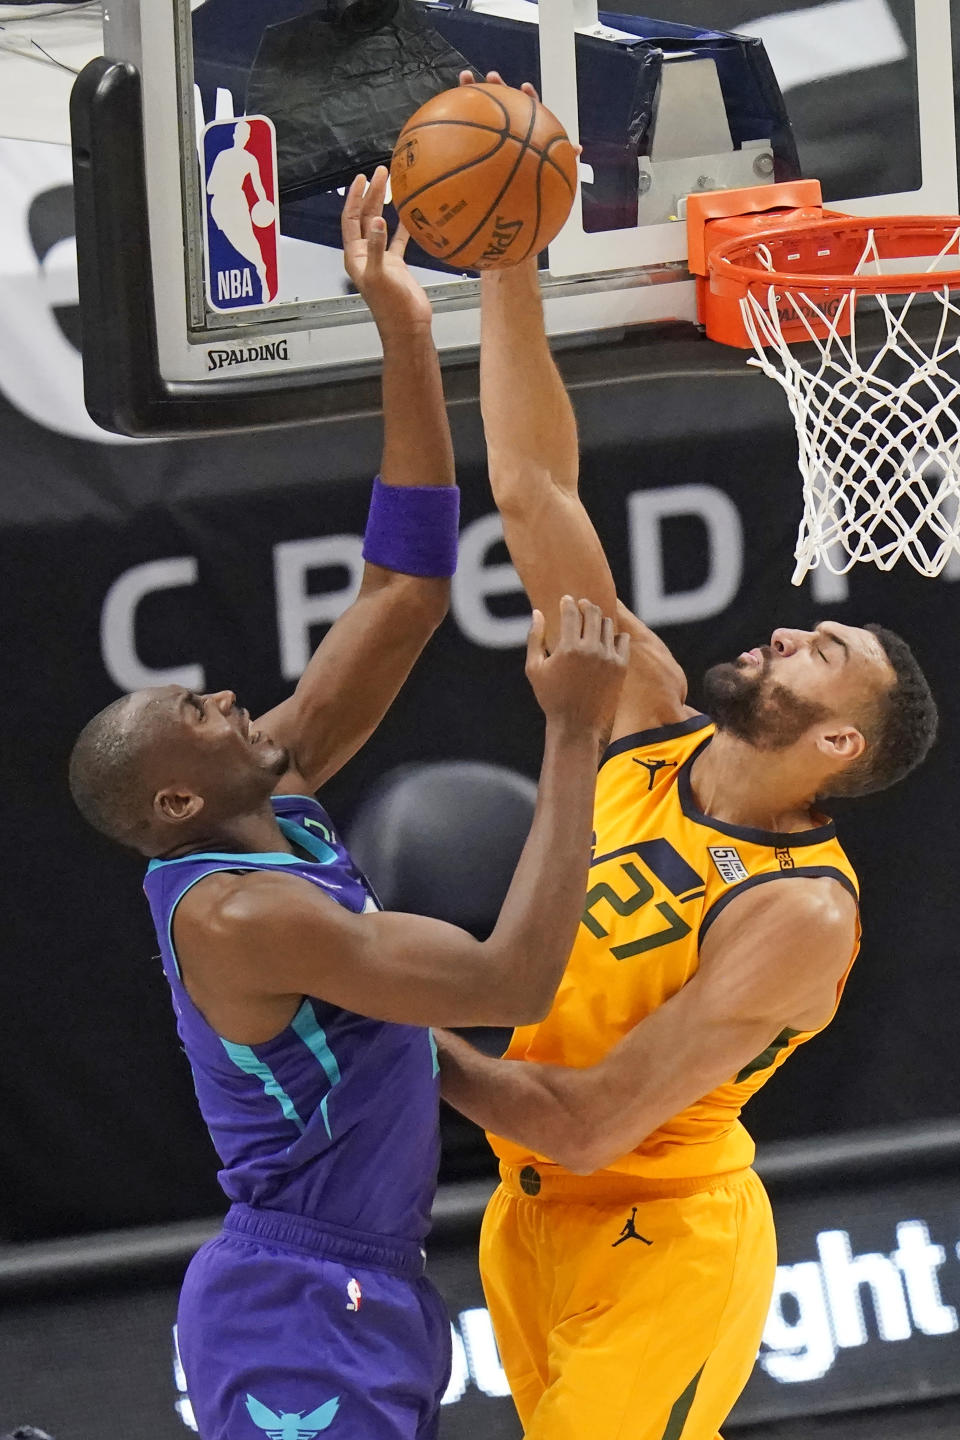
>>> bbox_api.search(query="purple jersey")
[143,793,441,1244]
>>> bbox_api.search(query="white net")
[738,225,960,584]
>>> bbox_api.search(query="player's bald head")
[71,685,290,856]
[68,691,170,849]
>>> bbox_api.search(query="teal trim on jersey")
[291,1000,341,1140]
[428,1030,440,1078]
[277,817,337,865]
[220,1039,306,1134]
[162,870,240,981]
[147,851,304,872]
[145,818,336,876]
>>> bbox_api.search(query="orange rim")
[707,214,960,297]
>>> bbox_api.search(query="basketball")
[390,83,578,270]
[251,199,275,227]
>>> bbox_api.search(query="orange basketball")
[390,83,578,270]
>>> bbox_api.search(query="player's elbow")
[449,966,547,1029]
[380,573,450,631]
[536,1083,617,1174]
[514,981,556,1027]
[557,1145,601,1176]
[488,991,552,1029]
[488,454,572,512]
[546,1123,612,1175]
[558,1100,654,1175]
[473,947,559,1027]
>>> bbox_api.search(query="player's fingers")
[388,221,410,258]
[557,593,580,647]
[526,608,547,668]
[459,69,476,87]
[521,82,541,101]
[613,631,632,664]
[365,216,388,274]
[485,70,505,85]
[600,614,615,653]
[341,174,367,249]
[362,166,389,231]
[578,598,603,647]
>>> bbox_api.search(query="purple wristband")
[361,476,460,578]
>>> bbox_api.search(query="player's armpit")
[174,868,562,1036]
[608,601,695,739]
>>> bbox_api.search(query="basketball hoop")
[687,182,960,584]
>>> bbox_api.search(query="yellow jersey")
[491,715,861,1180]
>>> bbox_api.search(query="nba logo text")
[202,116,280,312]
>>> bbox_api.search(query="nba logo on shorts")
[202,116,280,312]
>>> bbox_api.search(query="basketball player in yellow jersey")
[437,74,939,1440]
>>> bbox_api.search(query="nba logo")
[202,115,280,312]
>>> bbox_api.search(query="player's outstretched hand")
[342,167,433,337]
[526,596,629,736]
[459,69,539,101]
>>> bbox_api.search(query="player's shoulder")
[175,865,321,943]
[707,870,858,952]
[601,710,712,768]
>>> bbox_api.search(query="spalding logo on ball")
[390,84,578,270]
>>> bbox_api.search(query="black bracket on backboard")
[70,57,386,437]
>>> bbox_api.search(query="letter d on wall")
[628,485,743,627]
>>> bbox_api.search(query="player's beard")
[701,658,831,750]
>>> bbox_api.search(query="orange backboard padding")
[687,181,960,347]
[686,180,824,278]
[688,181,838,348]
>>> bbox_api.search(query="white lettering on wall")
[762,1260,836,1384]
[817,1228,912,1346]
[170,1215,960,1429]
[451,513,530,649]
[627,484,743,626]
[893,1220,959,1336]
[809,561,850,605]
[100,557,203,692]
[274,535,364,682]
[761,1221,958,1387]
[457,1307,511,1398]
[441,1322,470,1406]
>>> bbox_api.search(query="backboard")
[69,0,957,435]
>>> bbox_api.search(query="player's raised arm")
[257,169,458,793]
[435,875,858,1169]
[480,252,617,642]
[175,599,630,1029]
[464,72,692,736]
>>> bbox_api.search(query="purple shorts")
[177,1204,452,1440]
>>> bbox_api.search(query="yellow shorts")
[479,1164,776,1440]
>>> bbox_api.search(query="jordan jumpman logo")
[633,758,678,791]
[612,1207,653,1247]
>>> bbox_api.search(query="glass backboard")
[71,0,957,434]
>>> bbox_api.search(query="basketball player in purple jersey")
[68,171,629,1440]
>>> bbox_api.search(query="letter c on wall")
[100,557,204,692]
